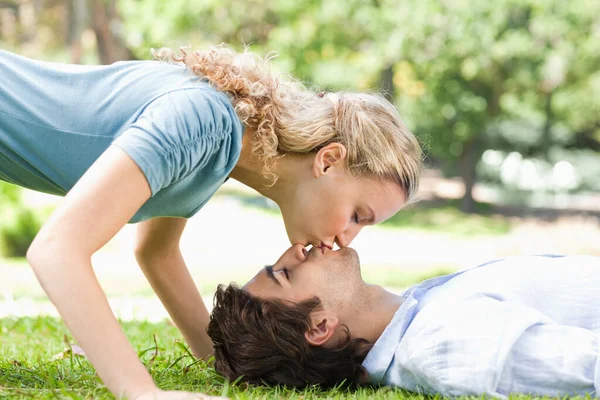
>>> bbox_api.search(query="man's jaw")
[341,286,405,344]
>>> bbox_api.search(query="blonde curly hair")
[152,45,422,202]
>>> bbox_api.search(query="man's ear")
[312,143,347,177]
[304,311,340,347]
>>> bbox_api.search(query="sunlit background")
[1,0,599,320]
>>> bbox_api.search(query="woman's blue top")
[0,50,244,222]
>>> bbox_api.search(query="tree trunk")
[380,64,396,103]
[0,7,18,43]
[540,91,554,161]
[67,0,86,63]
[90,0,115,64]
[89,0,134,64]
[18,1,36,43]
[459,137,478,213]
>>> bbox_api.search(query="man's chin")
[341,246,359,257]
[338,247,361,270]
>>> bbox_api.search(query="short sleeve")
[112,88,237,195]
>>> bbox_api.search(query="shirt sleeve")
[497,323,600,397]
[394,296,600,398]
[112,88,236,195]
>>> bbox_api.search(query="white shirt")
[363,255,600,398]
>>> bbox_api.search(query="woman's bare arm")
[27,145,159,399]
[134,217,214,359]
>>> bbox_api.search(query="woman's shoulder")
[113,77,244,196]
[143,82,242,140]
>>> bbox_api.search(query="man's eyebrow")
[265,265,281,286]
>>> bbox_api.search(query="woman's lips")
[306,242,332,256]
[318,243,333,254]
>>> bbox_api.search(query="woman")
[0,45,422,399]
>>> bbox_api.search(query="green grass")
[0,256,27,267]
[0,317,416,399]
[215,188,513,237]
[0,317,592,400]
[362,267,456,289]
[381,202,511,236]
[0,256,456,300]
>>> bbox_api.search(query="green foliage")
[0,183,49,258]
[115,0,599,207]
[390,0,600,198]
[0,181,21,205]
[0,207,41,258]
[3,0,599,209]
[363,266,456,289]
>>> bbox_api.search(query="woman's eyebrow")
[265,265,281,286]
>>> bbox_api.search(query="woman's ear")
[304,312,340,346]
[312,143,347,177]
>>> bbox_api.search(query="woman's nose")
[274,244,307,270]
[291,243,308,261]
[336,226,362,248]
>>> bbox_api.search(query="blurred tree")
[117,0,384,88]
[0,181,21,205]
[2,0,598,214]
[0,0,20,46]
[67,0,86,63]
[482,0,600,197]
[116,0,599,211]
[0,182,45,258]
[389,0,600,211]
[0,0,134,64]
[90,0,134,63]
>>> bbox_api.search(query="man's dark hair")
[207,284,373,388]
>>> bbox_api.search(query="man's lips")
[307,245,324,256]
[317,243,333,254]
[305,243,332,257]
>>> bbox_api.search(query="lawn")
[1,317,582,400]
[214,187,513,238]
[0,317,417,399]
[2,190,599,399]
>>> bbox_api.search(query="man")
[207,244,600,399]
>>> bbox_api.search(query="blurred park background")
[1,0,599,320]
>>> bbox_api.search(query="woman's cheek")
[328,212,350,237]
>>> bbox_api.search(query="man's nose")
[335,226,362,248]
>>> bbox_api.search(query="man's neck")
[342,286,404,343]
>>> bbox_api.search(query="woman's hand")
[27,145,156,398]
[134,389,228,400]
